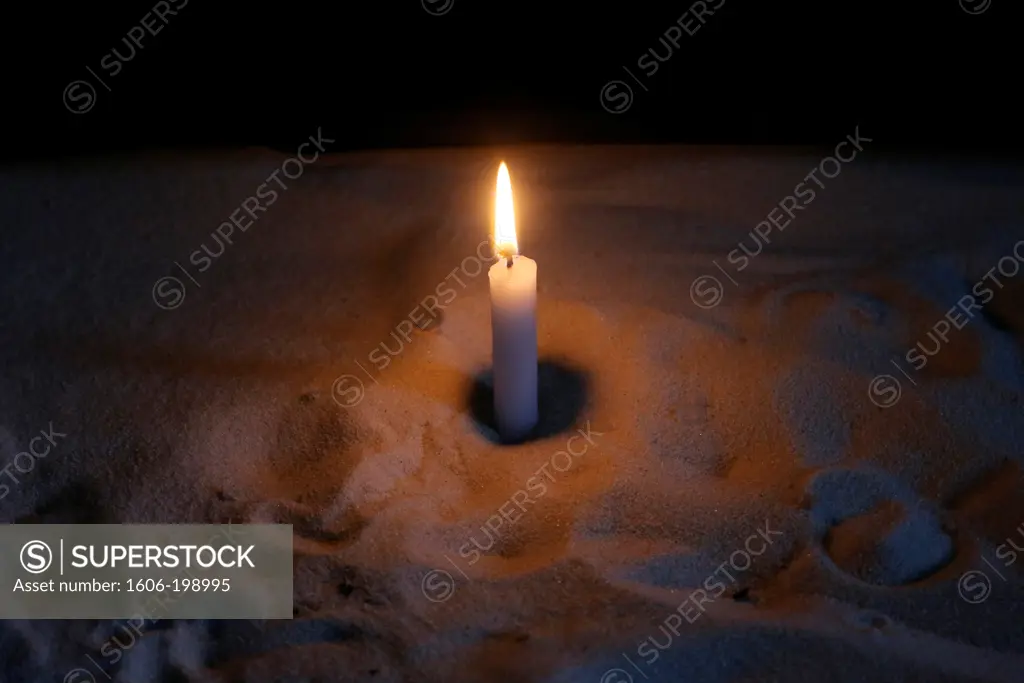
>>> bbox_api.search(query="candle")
[489,162,539,442]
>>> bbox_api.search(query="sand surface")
[1,145,1023,682]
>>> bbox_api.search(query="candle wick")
[506,256,513,268]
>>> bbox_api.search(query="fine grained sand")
[0,146,1022,682]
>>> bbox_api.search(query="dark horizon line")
[6,139,1024,166]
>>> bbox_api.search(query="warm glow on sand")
[494,161,517,257]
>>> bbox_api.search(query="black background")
[8,0,1018,158]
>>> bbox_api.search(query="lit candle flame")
[494,161,517,258]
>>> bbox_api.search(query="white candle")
[489,162,538,442]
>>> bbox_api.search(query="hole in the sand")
[822,500,955,586]
[466,358,590,444]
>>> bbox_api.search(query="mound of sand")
[0,147,1022,682]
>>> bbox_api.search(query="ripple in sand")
[773,362,854,468]
[759,283,902,362]
[644,381,726,476]
[825,500,953,586]
[806,468,955,586]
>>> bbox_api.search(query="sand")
[0,145,1022,682]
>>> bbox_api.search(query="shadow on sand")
[466,357,590,445]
